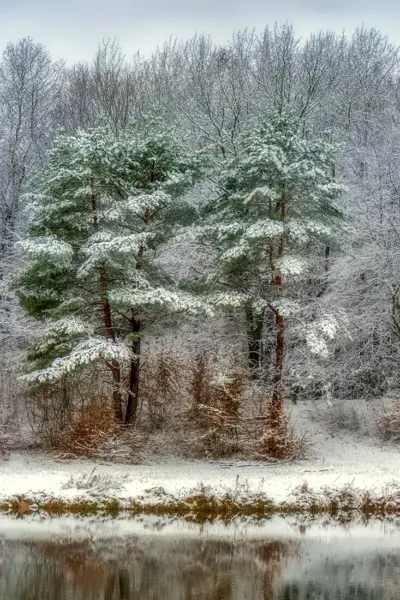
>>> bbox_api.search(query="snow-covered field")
[0,399,399,505]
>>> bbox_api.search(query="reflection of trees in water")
[0,536,301,600]
[278,551,400,600]
[0,538,3,576]
[368,553,400,595]
[1,543,69,600]
[3,536,400,600]
[1,540,108,600]
[280,581,386,599]
[259,540,300,600]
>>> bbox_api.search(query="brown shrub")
[187,352,213,427]
[49,397,147,463]
[28,377,72,436]
[27,369,108,438]
[50,401,117,457]
[0,412,13,457]
[139,349,184,430]
[185,361,246,458]
[256,401,309,460]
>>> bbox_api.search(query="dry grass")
[62,468,130,492]
[3,481,400,522]
[22,345,310,463]
[251,400,310,461]
[48,401,145,463]
[184,355,246,458]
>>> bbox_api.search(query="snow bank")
[1,400,399,506]
[1,436,400,506]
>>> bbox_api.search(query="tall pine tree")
[199,112,347,404]
[14,120,207,423]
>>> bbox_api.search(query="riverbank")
[2,479,400,521]
[1,399,400,520]
[1,446,400,520]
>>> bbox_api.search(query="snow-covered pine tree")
[200,112,347,404]
[13,119,207,424]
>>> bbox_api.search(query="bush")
[0,412,13,458]
[49,401,145,462]
[0,368,22,456]
[50,402,115,456]
[376,397,400,442]
[22,342,310,463]
[27,371,99,437]
[256,401,309,460]
[140,349,182,430]
[310,401,362,434]
[184,354,246,458]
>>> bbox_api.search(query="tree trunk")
[272,312,284,405]
[125,204,149,425]
[102,295,123,423]
[124,313,141,425]
[324,245,330,273]
[245,306,265,373]
[92,189,122,423]
[269,193,286,405]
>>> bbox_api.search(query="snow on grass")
[62,468,130,493]
[0,399,399,510]
[0,443,400,509]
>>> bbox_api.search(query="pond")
[0,516,399,599]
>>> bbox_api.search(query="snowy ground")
[1,399,399,504]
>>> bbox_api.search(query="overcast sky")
[0,0,399,62]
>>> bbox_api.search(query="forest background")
[1,25,399,461]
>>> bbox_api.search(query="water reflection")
[1,526,400,599]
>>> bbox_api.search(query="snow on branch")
[16,237,74,267]
[110,287,213,316]
[22,337,134,383]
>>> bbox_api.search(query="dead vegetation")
[39,398,145,463]
[0,411,12,458]
[3,480,400,522]
[20,343,308,463]
[257,400,310,460]
[183,353,245,458]
[62,468,130,492]
[0,368,20,457]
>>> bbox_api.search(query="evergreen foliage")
[192,112,347,396]
[13,119,207,420]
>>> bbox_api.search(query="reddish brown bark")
[91,187,123,423]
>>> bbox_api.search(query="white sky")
[0,0,399,62]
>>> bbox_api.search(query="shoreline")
[2,480,400,522]
[2,427,400,522]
